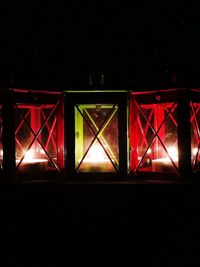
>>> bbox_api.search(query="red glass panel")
[190,102,200,171]
[130,98,178,173]
[15,100,64,174]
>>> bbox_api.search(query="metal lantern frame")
[65,91,128,179]
[1,89,64,180]
[130,88,200,179]
[1,86,200,182]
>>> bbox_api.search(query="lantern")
[65,91,128,178]
[130,88,200,179]
[2,89,64,180]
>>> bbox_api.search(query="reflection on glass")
[15,103,63,174]
[75,104,119,172]
[130,101,178,173]
[190,102,200,171]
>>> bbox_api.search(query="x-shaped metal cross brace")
[75,104,119,172]
[15,100,61,172]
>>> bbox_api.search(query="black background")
[1,183,200,266]
[1,1,200,88]
[1,1,200,266]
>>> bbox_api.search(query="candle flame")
[83,143,110,163]
[167,146,178,161]
[167,146,199,159]
[40,149,46,155]
[147,148,151,154]
[192,147,198,155]
[17,149,48,164]
[24,149,35,161]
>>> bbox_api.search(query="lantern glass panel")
[75,104,119,172]
[190,102,200,171]
[131,100,178,173]
[15,102,63,174]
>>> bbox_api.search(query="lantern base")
[77,161,115,172]
[152,158,178,173]
[17,159,48,173]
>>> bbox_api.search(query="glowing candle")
[16,149,48,172]
[192,147,198,156]
[78,143,114,172]
[152,146,178,172]
[83,143,110,163]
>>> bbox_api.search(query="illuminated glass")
[130,97,178,174]
[75,104,119,172]
[15,99,64,175]
[190,102,200,171]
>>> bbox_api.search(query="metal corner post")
[2,90,16,180]
[177,91,192,178]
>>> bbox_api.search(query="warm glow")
[192,147,198,155]
[167,146,199,159]
[24,149,35,161]
[138,148,151,160]
[153,157,178,164]
[21,149,48,163]
[83,143,110,163]
[147,148,151,154]
[152,156,178,172]
[152,146,178,172]
[40,149,46,155]
[167,146,178,161]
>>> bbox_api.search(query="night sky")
[1,1,200,88]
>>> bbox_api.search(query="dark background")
[1,1,200,266]
[1,0,200,89]
[1,183,200,266]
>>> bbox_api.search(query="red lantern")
[2,89,64,180]
[130,89,200,179]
